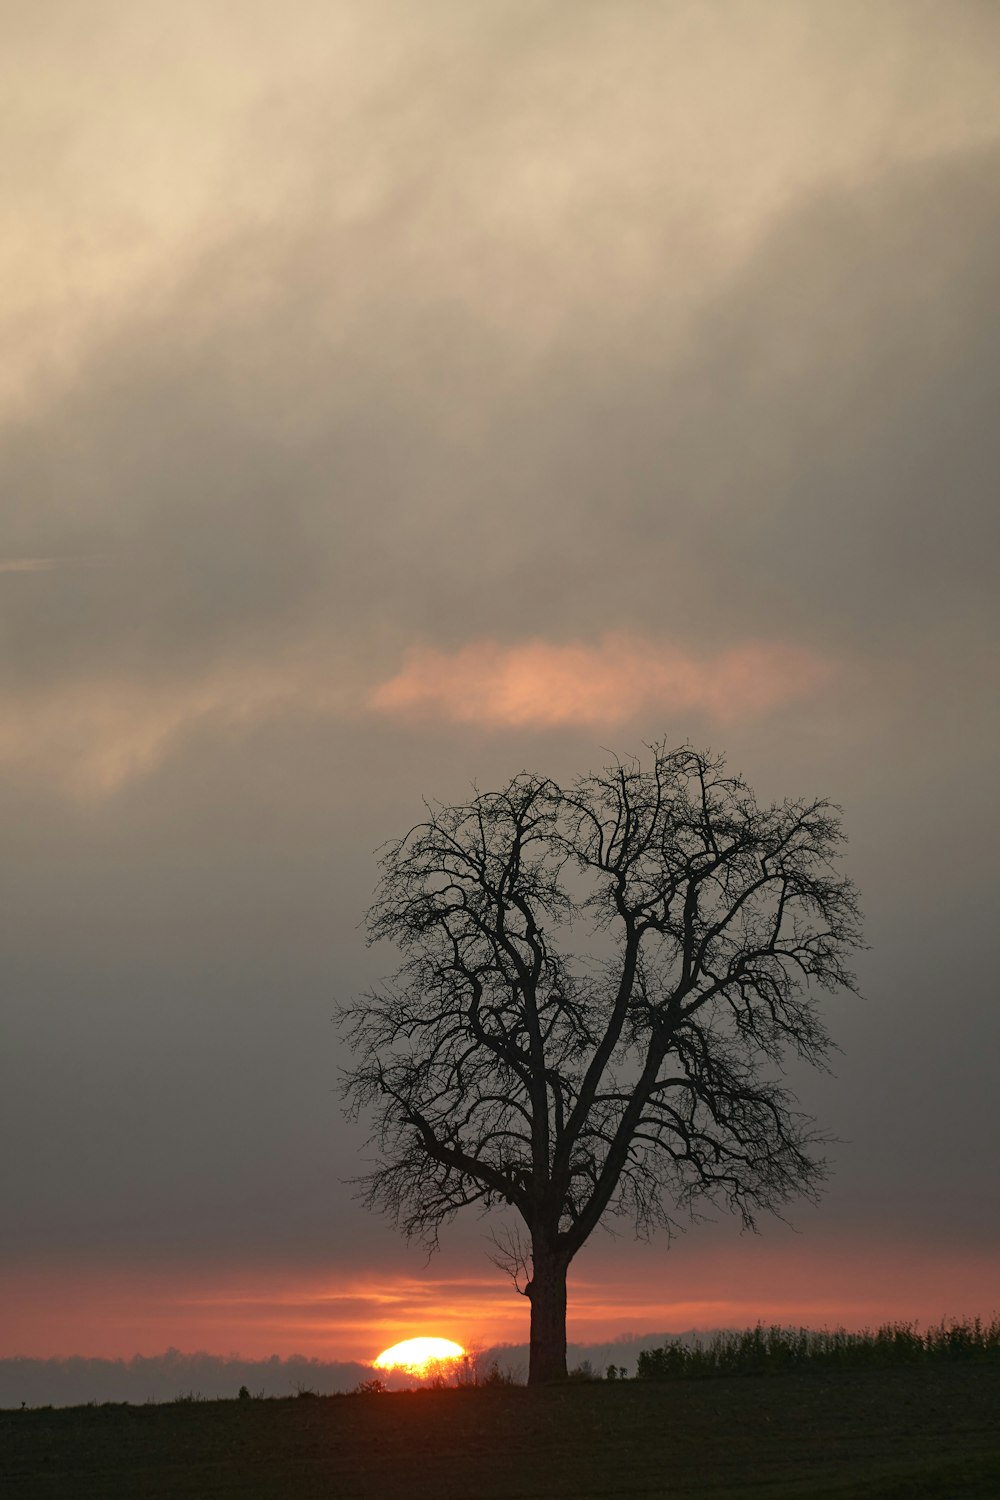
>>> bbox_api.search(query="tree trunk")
[527,1245,569,1384]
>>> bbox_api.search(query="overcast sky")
[2,0,999,1367]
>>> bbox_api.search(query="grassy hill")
[4,1362,1000,1498]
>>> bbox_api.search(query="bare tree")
[340,743,863,1384]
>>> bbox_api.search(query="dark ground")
[3,1363,999,1499]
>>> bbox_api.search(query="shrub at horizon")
[635,1318,1000,1380]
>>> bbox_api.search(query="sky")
[2,1,999,1376]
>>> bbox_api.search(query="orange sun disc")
[373,1337,465,1375]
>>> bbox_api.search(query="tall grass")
[636,1316,1000,1380]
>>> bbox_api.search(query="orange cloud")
[369,635,836,729]
[0,635,833,801]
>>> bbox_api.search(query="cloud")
[3,123,997,719]
[0,648,363,797]
[369,635,836,729]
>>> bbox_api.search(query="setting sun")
[373,1337,466,1376]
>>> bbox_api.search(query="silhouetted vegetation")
[464,1359,518,1388]
[636,1316,1000,1380]
[351,1375,386,1395]
[341,743,864,1382]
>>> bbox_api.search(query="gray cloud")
[4,140,997,689]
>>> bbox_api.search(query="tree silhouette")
[340,743,863,1384]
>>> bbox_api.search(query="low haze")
[2,1,998,1392]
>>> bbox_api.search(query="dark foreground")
[4,1364,999,1499]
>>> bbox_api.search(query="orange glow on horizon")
[3,1240,997,1363]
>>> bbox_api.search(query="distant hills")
[0,1333,701,1407]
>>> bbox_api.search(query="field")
[4,1362,1000,1499]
